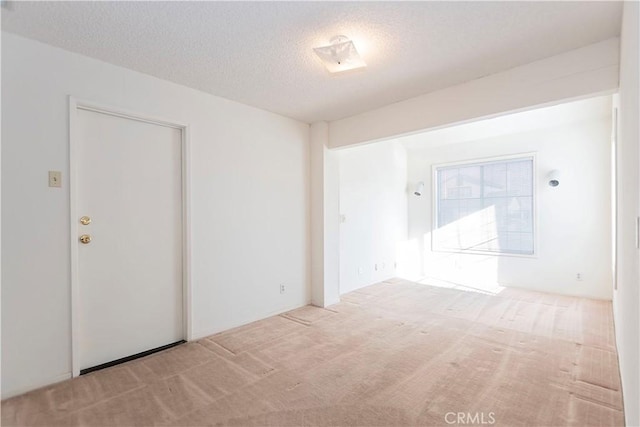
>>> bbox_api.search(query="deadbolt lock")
[80,216,92,225]
[79,234,92,244]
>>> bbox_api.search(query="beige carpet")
[2,279,624,426]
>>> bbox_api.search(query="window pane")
[456,166,482,199]
[458,199,483,218]
[435,156,534,255]
[507,160,533,196]
[438,199,459,227]
[507,196,533,232]
[520,232,534,254]
[483,163,507,198]
[440,168,459,200]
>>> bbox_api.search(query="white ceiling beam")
[329,38,620,149]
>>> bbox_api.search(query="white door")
[75,107,184,371]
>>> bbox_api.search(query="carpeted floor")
[2,279,624,426]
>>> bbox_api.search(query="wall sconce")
[414,181,425,196]
[547,170,560,187]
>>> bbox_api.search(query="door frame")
[68,96,192,377]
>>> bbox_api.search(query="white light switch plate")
[49,171,62,187]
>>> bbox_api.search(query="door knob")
[79,234,92,244]
[80,216,92,225]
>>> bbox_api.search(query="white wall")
[338,141,407,294]
[614,2,640,425]
[329,38,619,149]
[1,33,310,398]
[406,117,613,300]
[310,121,340,307]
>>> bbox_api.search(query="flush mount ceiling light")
[313,35,366,74]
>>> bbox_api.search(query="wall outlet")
[576,273,583,281]
[358,267,363,276]
[374,263,378,271]
[280,284,285,294]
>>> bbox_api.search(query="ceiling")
[400,95,612,151]
[1,1,622,123]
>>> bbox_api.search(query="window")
[433,155,535,255]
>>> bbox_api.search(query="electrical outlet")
[280,284,285,294]
[358,267,363,276]
[375,263,378,271]
[576,273,583,281]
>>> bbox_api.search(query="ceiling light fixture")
[313,35,366,74]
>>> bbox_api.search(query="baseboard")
[2,372,72,400]
[340,274,395,295]
[499,282,613,301]
[322,297,341,307]
[191,300,311,341]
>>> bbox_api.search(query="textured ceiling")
[1,1,622,123]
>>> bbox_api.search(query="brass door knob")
[80,216,92,225]
[79,234,92,244]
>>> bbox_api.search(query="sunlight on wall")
[396,206,505,295]
[396,238,421,280]
[420,238,505,295]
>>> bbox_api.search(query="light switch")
[48,171,62,187]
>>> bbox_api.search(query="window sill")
[431,247,538,259]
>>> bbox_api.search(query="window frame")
[431,152,538,258]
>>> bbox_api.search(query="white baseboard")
[191,300,311,341]
[2,372,72,400]
[340,274,395,296]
